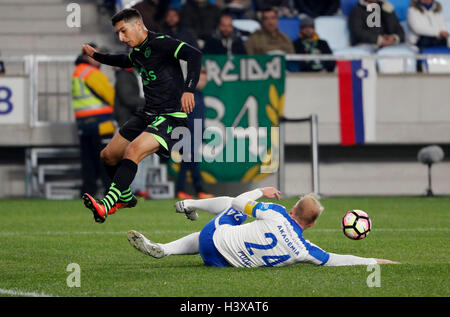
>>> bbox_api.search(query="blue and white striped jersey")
[212,201,330,268]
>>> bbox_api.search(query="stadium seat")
[118,0,140,9]
[400,20,409,36]
[376,44,417,73]
[421,46,450,73]
[440,0,450,20]
[341,0,359,16]
[232,19,261,35]
[421,46,450,54]
[389,0,410,21]
[278,17,300,42]
[169,0,182,9]
[315,16,351,52]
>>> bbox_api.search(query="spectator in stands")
[349,0,405,49]
[215,0,254,19]
[294,0,340,18]
[160,7,199,48]
[175,67,215,200]
[203,14,247,55]
[293,16,336,72]
[407,0,449,49]
[114,66,151,199]
[72,44,115,197]
[245,8,295,55]
[180,0,222,42]
[132,0,170,32]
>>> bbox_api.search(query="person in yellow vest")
[72,43,116,197]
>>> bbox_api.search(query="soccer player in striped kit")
[127,187,399,267]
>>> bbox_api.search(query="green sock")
[120,188,133,202]
[101,183,121,212]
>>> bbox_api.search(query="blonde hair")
[294,193,324,226]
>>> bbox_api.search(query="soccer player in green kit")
[81,8,202,223]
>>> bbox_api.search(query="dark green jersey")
[93,31,202,114]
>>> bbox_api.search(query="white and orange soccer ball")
[342,210,372,240]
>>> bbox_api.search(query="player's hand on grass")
[82,44,98,57]
[181,92,195,114]
[376,259,401,264]
[261,187,281,200]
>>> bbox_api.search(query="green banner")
[169,54,286,183]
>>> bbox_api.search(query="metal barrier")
[278,115,319,197]
[2,55,77,127]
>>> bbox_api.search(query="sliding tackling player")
[127,187,400,267]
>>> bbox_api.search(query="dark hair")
[111,8,142,26]
[258,7,277,22]
[219,13,233,22]
[167,7,179,14]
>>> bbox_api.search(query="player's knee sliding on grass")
[129,195,248,257]
[129,188,270,259]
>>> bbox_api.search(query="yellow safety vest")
[72,63,114,119]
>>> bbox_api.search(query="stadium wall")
[283,73,450,144]
[0,73,449,197]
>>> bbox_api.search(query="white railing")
[2,55,76,127]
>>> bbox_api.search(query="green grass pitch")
[0,196,449,297]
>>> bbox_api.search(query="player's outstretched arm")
[230,187,280,214]
[231,189,263,213]
[82,44,133,68]
[375,259,401,264]
[324,253,400,266]
[261,187,281,200]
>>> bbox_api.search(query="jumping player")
[81,8,202,223]
[127,187,400,267]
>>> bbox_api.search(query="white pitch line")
[0,230,194,236]
[0,288,55,297]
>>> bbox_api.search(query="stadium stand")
[341,0,359,15]
[440,0,450,20]
[278,17,301,42]
[341,0,409,21]
[389,0,410,21]
[1,0,450,198]
[421,46,450,72]
[232,18,261,39]
[0,0,121,56]
[376,44,417,73]
[314,16,351,52]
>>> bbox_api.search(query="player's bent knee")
[100,148,120,166]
